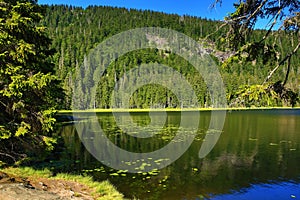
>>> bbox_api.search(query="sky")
[38,0,237,21]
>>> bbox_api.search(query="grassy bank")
[59,106,300,113]
[0,167,124,200]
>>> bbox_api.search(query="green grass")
[59,106,300,114]
[1,167,124,200]
[1,167,52,178]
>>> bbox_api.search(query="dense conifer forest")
[41,5,300,109]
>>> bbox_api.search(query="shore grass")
[1,167,124,200]
[59,106,300,114]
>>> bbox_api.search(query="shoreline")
[59,107,300,114]
[0,167,124,200]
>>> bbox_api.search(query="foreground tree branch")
[0,152,16,163]
[0,0,65,163]
[263,41,300,84]
[211,0,300,107]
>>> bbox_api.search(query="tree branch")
[0,152,16,162]
[263,41,300,84]
[225,0,268,24]
[0,100,7,108]
[258,7,283,44]
[283,56,291,86]
[245,0,268,23]
[203,22,227,41]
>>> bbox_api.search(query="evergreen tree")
[0,0,64,162]
[39,5,299,108]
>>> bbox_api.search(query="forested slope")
[41,5,300,108]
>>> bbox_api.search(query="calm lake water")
[57,109,300,199]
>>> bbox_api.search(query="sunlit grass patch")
[1,167,124,200]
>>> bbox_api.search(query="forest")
[40,5,300,109]
[1,1,299,159]
[0,2,299,198]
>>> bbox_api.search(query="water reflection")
[210,181,300,200]
[57,110,300,199]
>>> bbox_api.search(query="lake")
[56,109,300,199]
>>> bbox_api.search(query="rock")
[0,183,64,200]
[0,172,94,200]
[0,172,8,180]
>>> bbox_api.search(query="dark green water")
[57,109,300,199]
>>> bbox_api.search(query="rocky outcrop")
[0,172,94,200]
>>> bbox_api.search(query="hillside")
[40,5,300,108]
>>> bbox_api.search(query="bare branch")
[204,22,228,41]
[0,100,7,108]
[258,7,283,44]
[283,56,291,86]
[210,0,222,10]
[0,152,16,162]
[263,41,300,84]
[245,0,268,23]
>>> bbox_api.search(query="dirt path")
[0,172,95,200]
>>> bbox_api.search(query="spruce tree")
[0,0,64,162]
